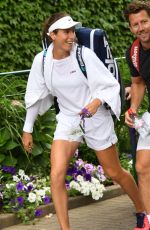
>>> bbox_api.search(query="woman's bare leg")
[96,144,144,212]
[50,140,79,230]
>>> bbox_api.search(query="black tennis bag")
[75,27,125,112]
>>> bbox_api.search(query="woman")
[22,12,146,230]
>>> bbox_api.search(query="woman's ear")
[49,32,56,41]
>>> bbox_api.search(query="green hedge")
[1,0,134,72]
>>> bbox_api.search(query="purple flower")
[127,154,132,159]
[27,185,33,192]
[65,183,70,190]
[17,196,24,205]
[98,174,106,182]
[67,166,77,176]
[79,167,86,175]
[74,149,79,158]
[43,196,51,204]
[2,166,16,175]
[84,173,91,181]
[97,165,104,175]
[16,181,24,191]
[30,175,36,181]
[23,187,28,192]
[84,164,95,174]
[75,159,84,167]
[71,166,85,181]
[35,209,42,217]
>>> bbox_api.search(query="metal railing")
[0,56,126,77]
[0,69,30,77]
[0,69,30,98]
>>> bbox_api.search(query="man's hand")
[22,132,33,153]
[125,108,137,128]
[125,86,131,100]
[80,98,102,117]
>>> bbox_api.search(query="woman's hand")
[80,98,102,117]
[22,132,33,153]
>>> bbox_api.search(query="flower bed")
[0,167,51,223]
[0,158,106,223]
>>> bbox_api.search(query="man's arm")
[125,76,146,127]
[130,76,146,112]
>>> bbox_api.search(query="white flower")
[6,183,15,189]
[0,192,3,199]
[70,181,81,192]
[12,175,20,182]
[36,194,42,202]
[76,175,84,182]
[91,177,99,184]
[23,175,30,181]
[80,181,90,196]
[92,191,102,200]
[43,187,50,192]
[18,169,25,177]
[128,160,133,169]
[28,192,36,203]
[41,178,46,183]
[36,189,45,198]
[91,184,105,200]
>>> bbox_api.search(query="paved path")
[2,195,136,230]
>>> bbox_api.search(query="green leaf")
[3,156,17,166]
[0,128,10,147]
[5,140,19,150]
[0,153,5,163]
[31,144,43,156]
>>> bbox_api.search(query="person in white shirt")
[22,12,145,230]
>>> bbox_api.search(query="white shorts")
[53,107,118,151]
[137,133,150,151]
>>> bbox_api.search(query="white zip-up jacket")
[25,43,121,120]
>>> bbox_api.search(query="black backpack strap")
[42,48,60,115]
[42,48,47,73]
[76,45,87,78]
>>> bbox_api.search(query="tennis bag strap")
[76,44,111,110]
[76,45,87,78]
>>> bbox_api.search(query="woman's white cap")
[47,16,81,35]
